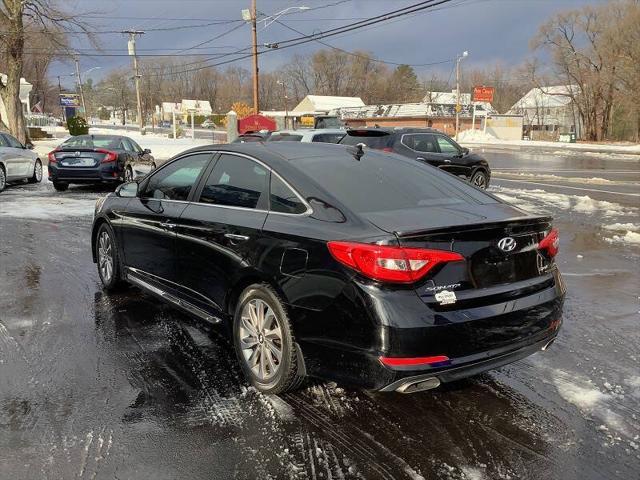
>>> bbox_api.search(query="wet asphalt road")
[0,146,638,480]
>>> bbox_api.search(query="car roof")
[345,127,441,135]
[67,134,127,140]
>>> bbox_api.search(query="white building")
[0,75,33,127]
[507,85,582,139]
[291,95,365,115]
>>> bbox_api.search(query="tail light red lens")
[327,241,464,283]
[47,151,57,164]
[96,149,118,163]
[379,355,450,367]
[539,228,559,257]
[381,147,393,152]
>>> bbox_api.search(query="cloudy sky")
[52,0,602,87]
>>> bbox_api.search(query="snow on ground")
[491,186,640,246]
[458,129,640,155]
[492,172,627,186]
[0,193,95,219]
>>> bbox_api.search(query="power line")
[146,0,459,77]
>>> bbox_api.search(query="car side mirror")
[143,148,151,154]
[25,142,34,150]
[460,147,469,156]
[115,181,138,198]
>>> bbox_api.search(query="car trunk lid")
[364,204,554,295]
[52,148,115,168]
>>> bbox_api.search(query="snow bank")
[456,129,496,143]
[605,231,640,245]
[604,223,640,232]
[493,172,622,186]
[0,195,95,219]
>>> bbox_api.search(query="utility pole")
[123,30,145,134]
[74,58,87,117]
[250,0,259,114]
[277,79,287,128]
[57,76,66,123]
[455,50,468,141]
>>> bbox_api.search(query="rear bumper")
[296,270,565,391]
[48,163,123,184]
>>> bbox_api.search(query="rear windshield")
[268,134,303,142]
[63,136,121,149]
[296,151,496,213]
[339,132,392,149]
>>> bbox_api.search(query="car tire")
[233,283,305,394]
[53,182,69,192]
[124,166,134,182]
[470,170,489,189]
[28,159,43,183]
[0,165,6,192]
[95,223,125,291]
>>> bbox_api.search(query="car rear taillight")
[539,228,559,257]
[327,241,464,283]
[96,149,118,163]
[47,151,57,164]
[379,355,450,367]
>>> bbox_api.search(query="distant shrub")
[168,125,184,138]
[67,116,89,136]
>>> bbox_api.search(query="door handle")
[444,159,452,163]
[160,221,176,230]
[224,233,249,242]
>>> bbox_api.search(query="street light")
[241,3,309,114]
[455,50,468,141]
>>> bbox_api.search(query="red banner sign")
[238,114,276,134]
[472,86,495,103]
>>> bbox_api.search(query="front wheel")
[470,170,489,189]
[95,223,125,290]
[0,166,6,192]
[233,284,305,394]
[29,159,43,183]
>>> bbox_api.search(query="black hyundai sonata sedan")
[91,142,564,394]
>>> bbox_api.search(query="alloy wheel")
[473,173,487,189]
[34,161,43,182]
[98,231,114,283]
[238,298,283,382]
[0,168,5,191]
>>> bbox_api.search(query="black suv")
[340,127,491,189]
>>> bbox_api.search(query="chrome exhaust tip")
[395,377,441,394]
[541,338,556,351]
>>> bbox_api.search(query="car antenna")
[346,143,365,161]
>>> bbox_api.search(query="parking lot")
[0,145,638,480]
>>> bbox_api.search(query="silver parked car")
[267,128,346,143]
[0,132,43,192]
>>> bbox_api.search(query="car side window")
[120,138,133,151]
[404,134,438,153]
[4,134,23,148]
[141,153,210,201]
[436,135,460,154]
[129,139,143,153]
[270,174,306,214]
[198,154,268,209]
[0,135,7,147]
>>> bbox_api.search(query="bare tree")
[0,0,96,141]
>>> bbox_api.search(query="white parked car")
[0,133,43,192]
[267,128,346,144]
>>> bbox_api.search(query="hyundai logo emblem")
[497,237,517,252]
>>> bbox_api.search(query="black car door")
[434,134,469,176]
[117,152,212,291]
[174,152,270,314]
[399,133,443,167]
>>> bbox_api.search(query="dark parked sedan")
[48,134,155,191]
[91,143,564,394]
[340,127,492,188]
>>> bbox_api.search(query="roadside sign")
[454,104,462,113]
[473,86,494,103]
[59,94,80,107]
[238,114,276,134]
